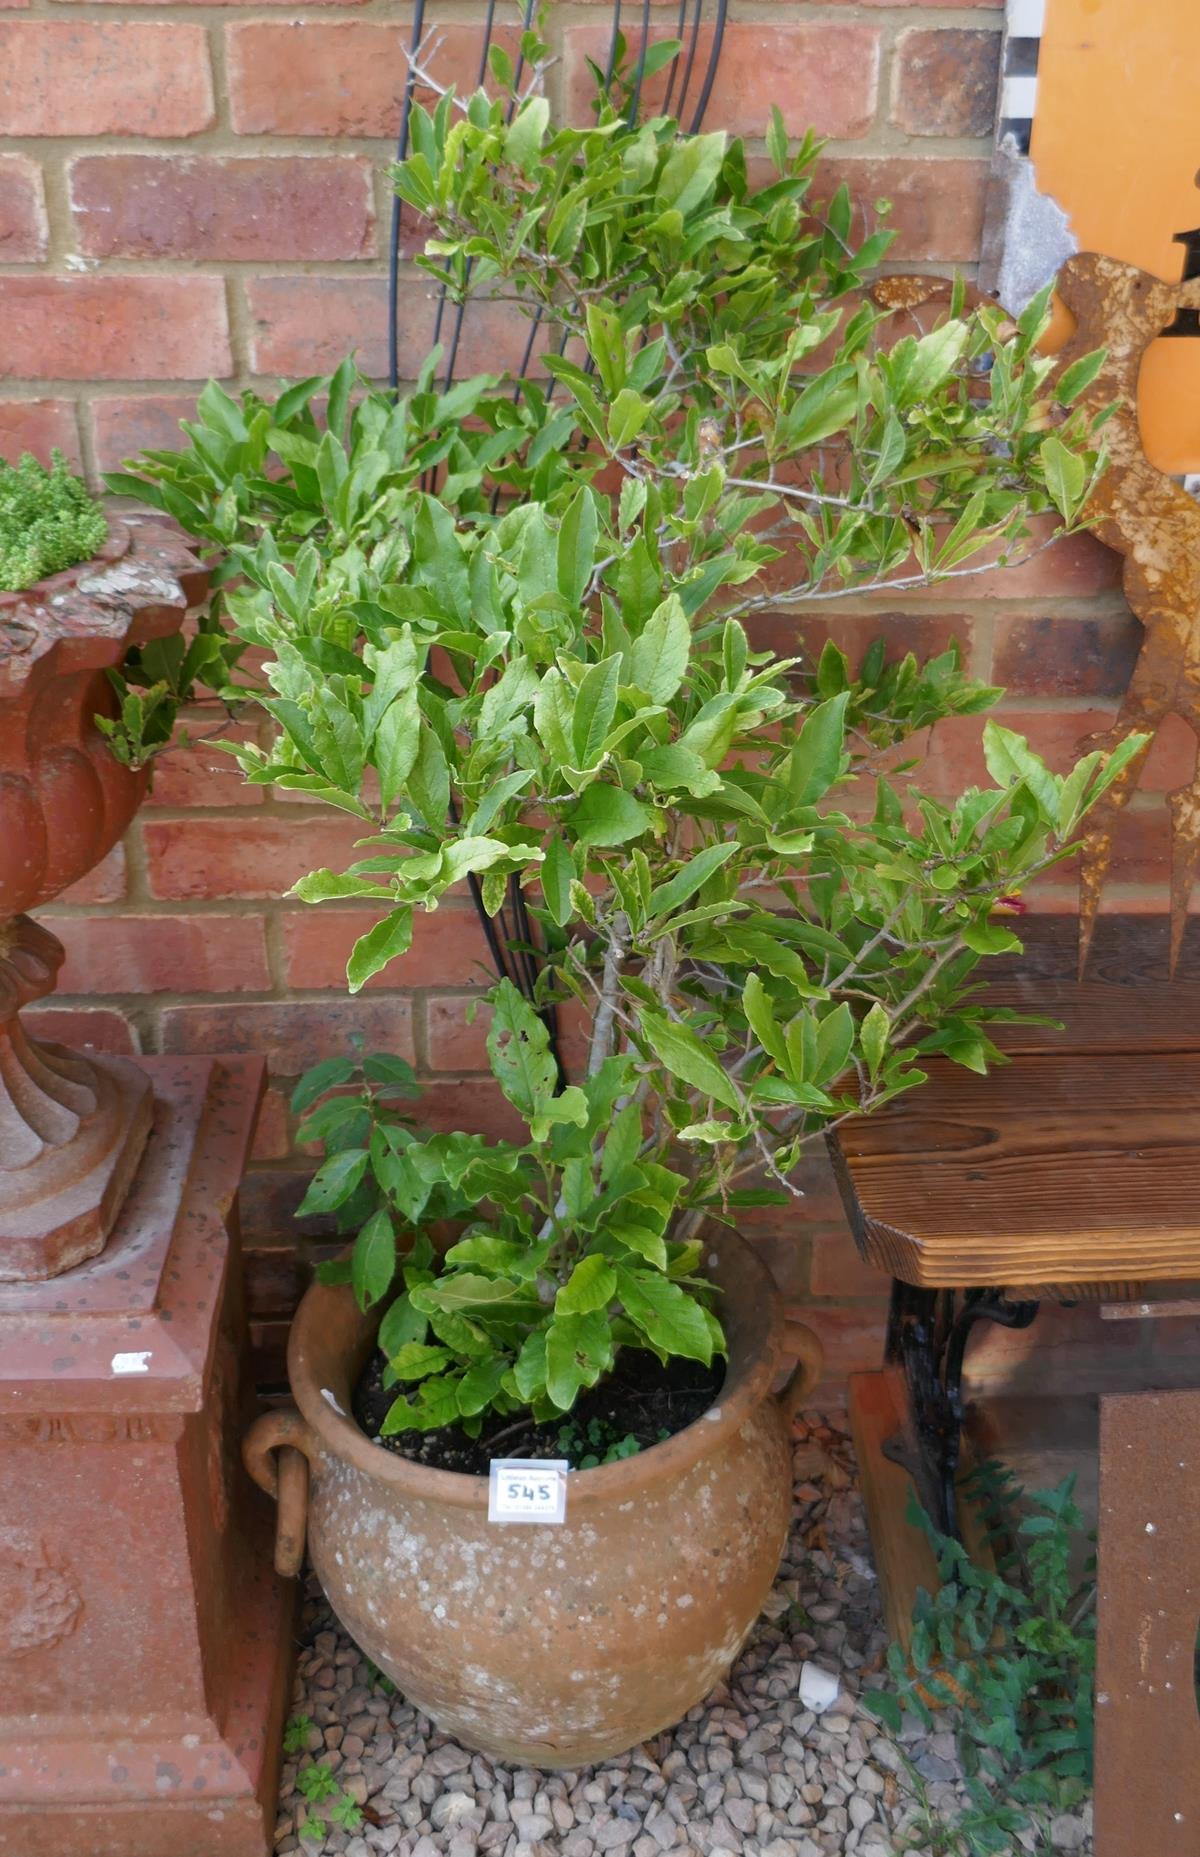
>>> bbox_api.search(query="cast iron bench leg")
[883,1281,1040,1539]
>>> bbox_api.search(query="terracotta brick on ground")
[245,276,546,384]
[144,722,265,809]
[55,841,126,905]
[227,22,516,137]
[0,155,46,261]
[0,400,81,469]
[814,155,989,265]
[161,997,414,1075]
[91,395,197,473]
[23,1006,138,1053]
[48,913,270,995]
[0,277,231,381]
[992,610,1142,699]
[70,155,375,263]
[0,22,213,137]
[564,23,880,139]
[892,27,1002,139]
[280,905,495,992]
[142,814,366,900]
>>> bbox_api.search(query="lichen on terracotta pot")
[246,1225,818,1768]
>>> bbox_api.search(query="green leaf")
[627,594,690,703]
[640,1010,741,1112]
[388,1341,452,1382]
[568,784,650,850]
[602,1102,642,1180]
[860,1001,889,1078]
[781,365,859,449]
[352,1207,395,1309]
[647,841,737,919]
[1040,435,1087,523]
[486,978,558,1118]
[291,1057,355,1115]
[556,1255,618,1316]
[541,834,576,929]
[1055,347,1106,406]
[556,485,598,608]
[961,920,1023,956]
[457,1357,509,1416]
[607,388,650,451]
[296,1148,369,1216]
[615,1267,714,1364]
[789,692,849,805]
[982,721,1060,821]
[347,908,413,993]
[378,1292,427,1357]
[572,653,622,769]
[361,1052,418,1092]
[545,1310,614,1409]
[743,971,787,1068]
[655,130,727,217]
[505,94,549,173]
[813,1001,855,1085]
[766,104,789,177]
[416,1271,538,1316]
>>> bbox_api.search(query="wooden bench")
[828,914,1200,1540]
[827,919,1200,1857]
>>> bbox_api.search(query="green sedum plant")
[116,58,1142,1445]
[0,450,107,593]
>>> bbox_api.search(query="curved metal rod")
[387,0,428,392]
[686,0,727,133]
[661,0,690,116]
[625,0,654,125]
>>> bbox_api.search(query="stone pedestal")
[0,1055,294,1857]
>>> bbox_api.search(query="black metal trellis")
[384,4,730,1060]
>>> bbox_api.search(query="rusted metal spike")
[1051,255,1200,972]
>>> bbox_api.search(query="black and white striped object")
[999,0,1044,155]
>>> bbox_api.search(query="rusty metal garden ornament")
[1051,255,1200,973]
[877,256,1200,972]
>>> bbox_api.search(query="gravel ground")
[275,1414,1094,1857]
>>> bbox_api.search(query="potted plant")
[0,450,230,1276]
[117,55,1138,1764]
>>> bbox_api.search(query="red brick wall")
[5,0,1166,1391]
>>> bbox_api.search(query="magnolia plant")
[117,54,1142,1444]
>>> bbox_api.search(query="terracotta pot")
[0,515,205,1279]
[243,1229,821,1767]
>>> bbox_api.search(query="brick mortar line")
[13,3,1003,24]
[0,132,996,160]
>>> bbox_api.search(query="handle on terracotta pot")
[243,1408,317,1579]
[775,1316,823,1422]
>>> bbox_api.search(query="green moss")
[0,450,108,593]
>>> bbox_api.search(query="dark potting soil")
[354,1347,725,1476]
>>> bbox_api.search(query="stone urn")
[0,515,204,1280]
[244,1226,822,1767]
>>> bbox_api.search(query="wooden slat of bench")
[833,1050,1200,1288]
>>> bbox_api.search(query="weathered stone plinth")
[0,1055,294,1857]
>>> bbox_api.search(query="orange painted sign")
[1031,0,1200,472]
